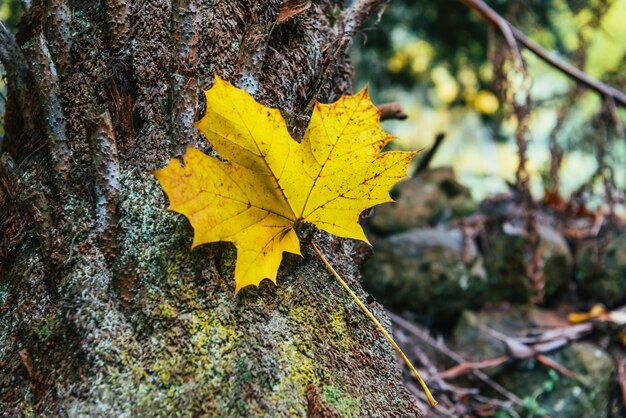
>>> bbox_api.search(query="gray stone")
[452,309,531,376]
[453,309,615,418]
[368,167,476,233]
[361,228,487,324]
[485,224,572,303]
[577,235,626,307]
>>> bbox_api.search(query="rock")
[453,309,615,418]
[452,309,528,375]
[360,228,487,324]
[577,235,626,307]
[484,224,572,303]
[368,167,476,233]
[500,342,614,418]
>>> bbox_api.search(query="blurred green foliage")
[352,0,626,206]
[0,0,22,30]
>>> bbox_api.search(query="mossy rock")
[361,228,487,325]
[577,235,626,307]
[368,167,476,233]
[453,309,614,418]
[498,342,614,418]
[485,225,572,303]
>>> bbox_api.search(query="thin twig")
[461,0,626,107]
[406,382,458,418]
[535,355,578,380]
[413,133,445,176]
[388,311,524,406]
[378,102,408,121]
[398,329,450,391]
[435,355,509,380]
[460,0,522,69]
[511,323,592,345]
[310,241,438,407]
[471,394,515,410]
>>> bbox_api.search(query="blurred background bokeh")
[349,2,626,416]
[351,0,625,209]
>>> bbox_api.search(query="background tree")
[0,1,422,416]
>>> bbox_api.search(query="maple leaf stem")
[310,241,438,408]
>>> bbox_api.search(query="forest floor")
[360,169,626,418]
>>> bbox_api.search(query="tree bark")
[0,1,421,416]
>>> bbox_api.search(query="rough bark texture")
[0,1,421,417]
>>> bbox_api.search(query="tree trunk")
[0,1,421,416]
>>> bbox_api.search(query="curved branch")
[461,0,626,107]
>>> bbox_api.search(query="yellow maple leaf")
[154,76,415,292]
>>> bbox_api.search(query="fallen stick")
[388,311,523,406]
[435,355,509,380]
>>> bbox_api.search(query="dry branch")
[388,311,524,406]
[435,356,509,380]
[535,355,577,380]
[461,0,626,107]
[414,133,446,176]
[378,102,408,121]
